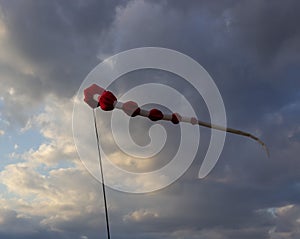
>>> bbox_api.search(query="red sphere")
[99,91,117,111]
[148,109,163,121]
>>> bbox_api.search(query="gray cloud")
[98,0,300,126]
[0,0,126,125]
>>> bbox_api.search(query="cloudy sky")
[0,0,300,238]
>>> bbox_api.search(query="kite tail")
[197,120,269,157]
[83,84,269,158]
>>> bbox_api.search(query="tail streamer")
[84,84,269,157]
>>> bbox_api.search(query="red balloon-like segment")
[99,91,117,111]
[171,113,180,124]
[84,84,105,108]
[83,85,187,126]
[148,109,164,121]
[122,101,140,117]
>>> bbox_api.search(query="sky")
[0,0,300,238]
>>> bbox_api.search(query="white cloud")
[170,229,223,239]
[0,95,105,232]
[123,209,159,222]
[275,204,294,216]
[0,162,104,232]
[18,95,78,166]
[0,129,4,136]
[8,87,15,95]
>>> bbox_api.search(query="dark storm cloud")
[0,0,127,124]
[99,0,300,126]
[95,0,300,238]
[230,0,300,60]
[214,0,300,126]
[1,0,126,94]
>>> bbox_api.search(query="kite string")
[93,109,111,239]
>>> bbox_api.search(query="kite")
[84,84,269,156]
[83,83,269,239]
